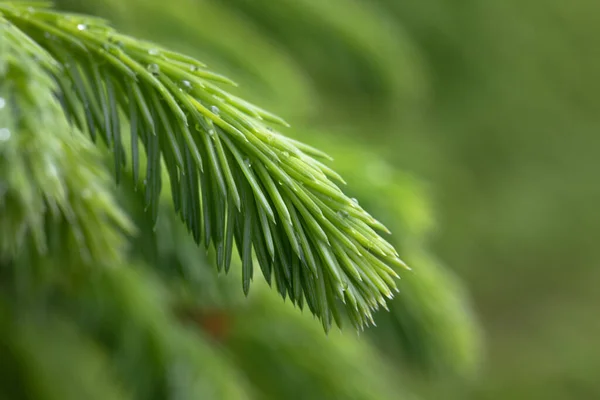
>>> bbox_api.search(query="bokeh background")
[27,0,600,399]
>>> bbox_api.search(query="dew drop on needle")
[181,80,193,92]
[147,64,160,75]
[337,210,349,219]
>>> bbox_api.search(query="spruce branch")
[0,1,408,330]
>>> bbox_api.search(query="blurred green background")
[39,0,600,398]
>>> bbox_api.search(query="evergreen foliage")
[298,132,481,377]
[0,1,408,331]
[0,1,485,399]
[27,0,598,399]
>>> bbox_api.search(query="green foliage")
[226,287,412,400]
[0,313,130,400]
[56,0,319,118]
[22,0,598,398]
[0,16,250,397]
[0,10,132,272]
[0,0,490,399]
[297,131,481,377]
[0,1,408,331]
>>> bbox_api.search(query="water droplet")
[282,151,290,158]
[147,63,160,76]
[43,32,53,40]
[244,158,252,168]
[337,210,349,219]
[181,80,192,92]
[0,98,5,109]
[47,162,58,178]
[211,105,220,115]
[77,24,87,31]
[208,129,216,137]
[351,198,359,206]
[148,48,160,56]
[190,65,198,72]
[266,126,273,132]
[0,128,10,141]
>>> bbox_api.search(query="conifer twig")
[0,1,408,330]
